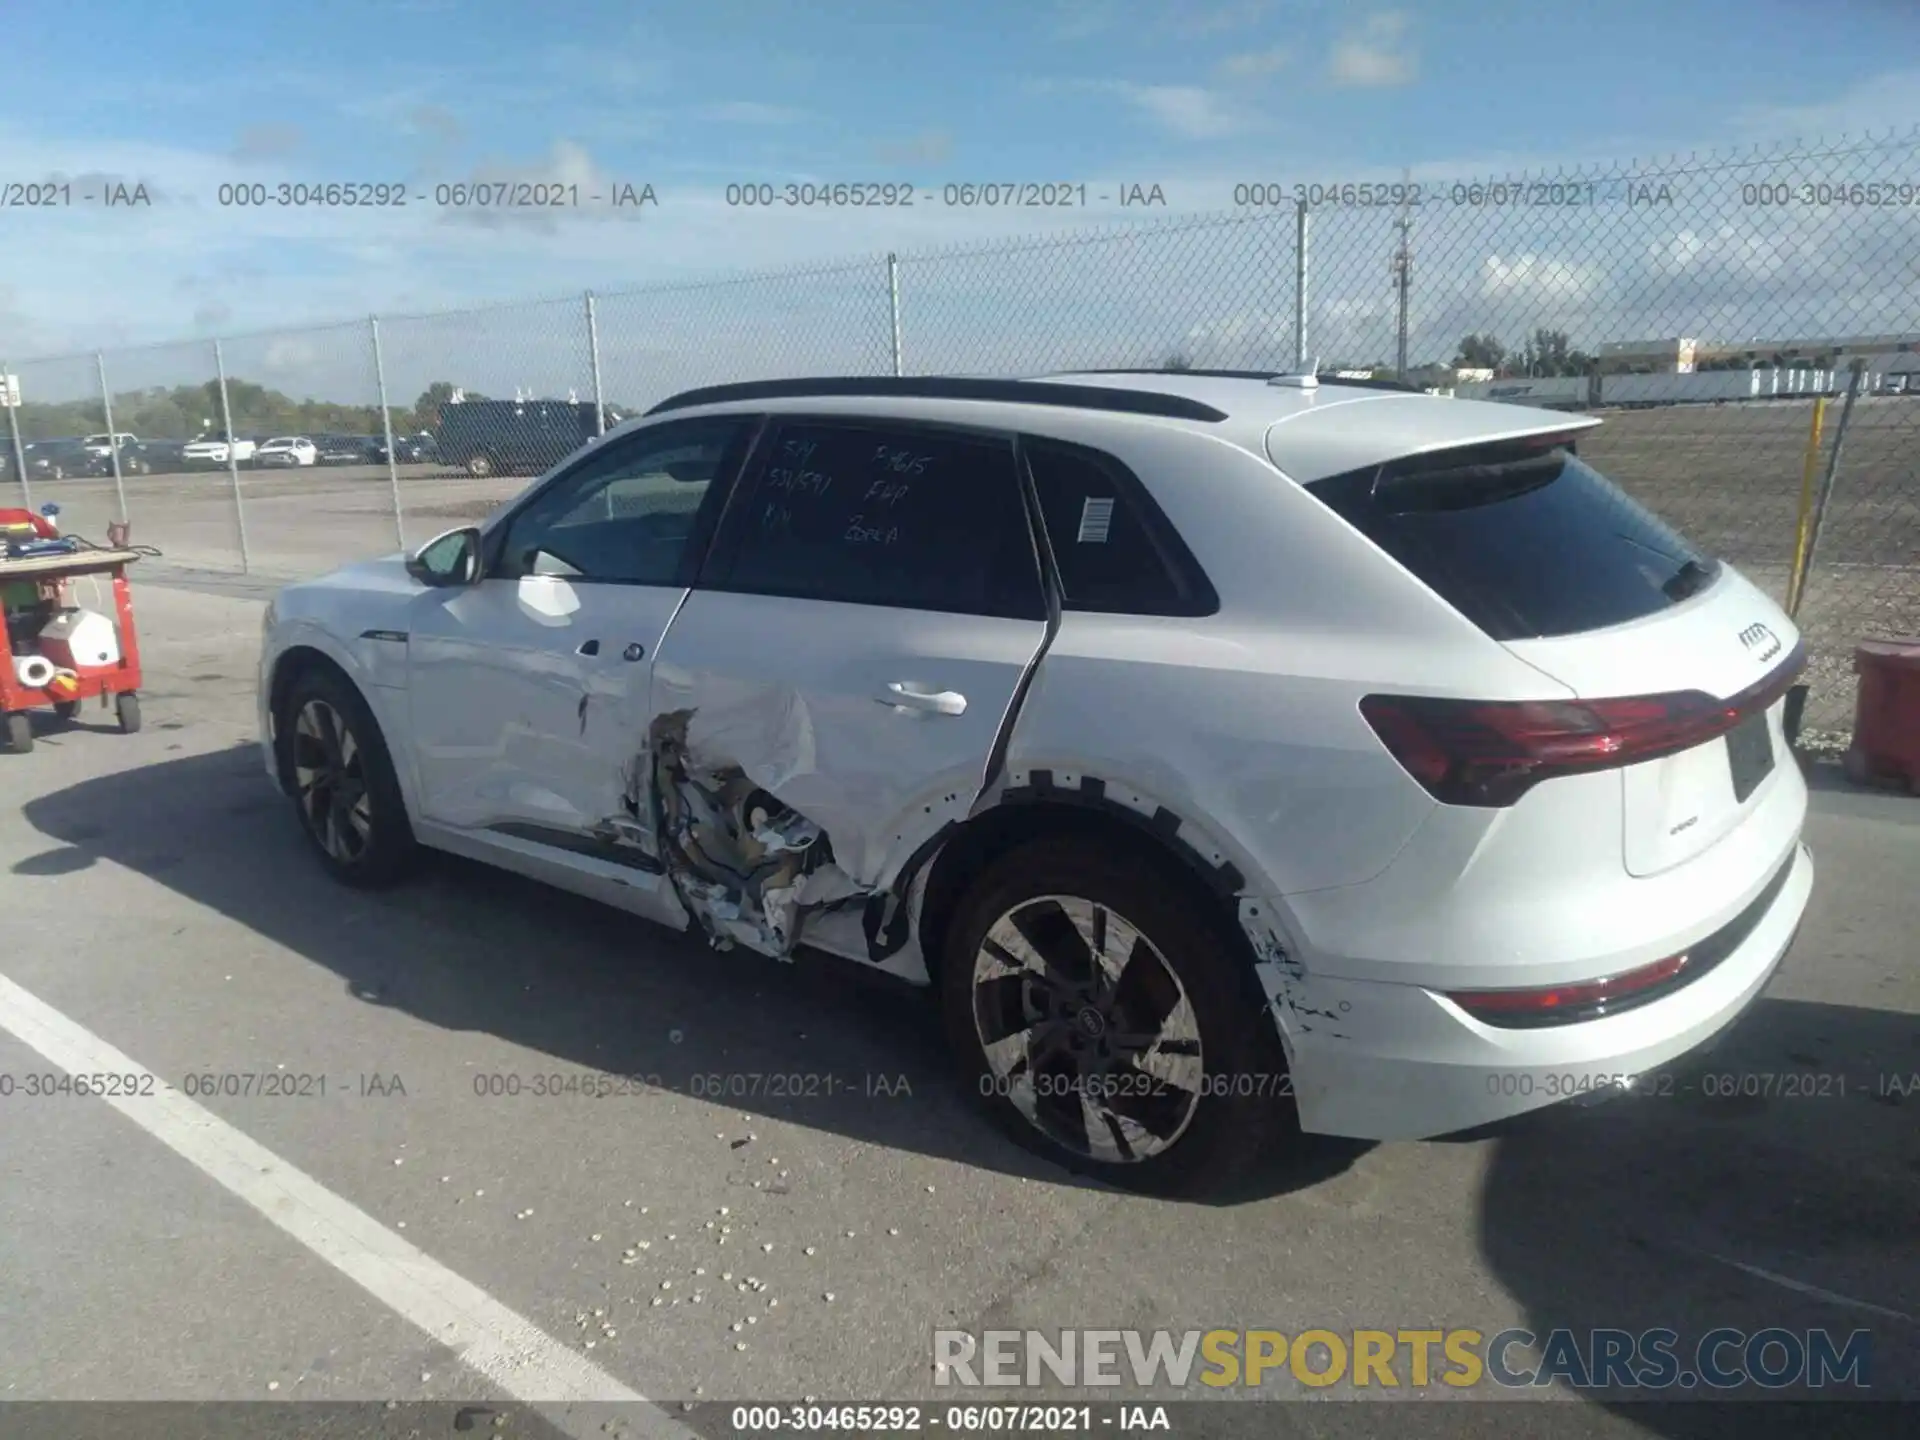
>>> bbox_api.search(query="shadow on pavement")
[1469,993,1918,1436]
[18,741,1360,1207]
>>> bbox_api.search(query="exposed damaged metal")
[646,709,873,957]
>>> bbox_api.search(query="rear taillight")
[1447,950,1691,1024]
[1360,641,1805,807]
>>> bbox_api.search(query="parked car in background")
[23,438,92,480]
[375,432,439,465]
[81,432,139,460]
[433,399,607,478]
[315,434,381,466]
[136,440,190,475]
[257,436,319,468]
[183,431,258,467]
[84,442,154,477]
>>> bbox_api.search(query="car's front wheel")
[465,453,495,478]
[941,837,1298,1197]
[278,667,419,888]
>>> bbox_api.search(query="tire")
[465,452,495,478]
[53,699,81,721]
[940,836,1298,1198]
[115,692,142,733]
[50,464,65,480]
[3,712,30,754]
[277,666,419,888]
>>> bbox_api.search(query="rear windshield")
[1304,438,1719,641]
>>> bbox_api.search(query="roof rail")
[642,375,1229,421]
[1055,367,1428,394]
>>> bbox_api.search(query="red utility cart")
[0,541,147,755]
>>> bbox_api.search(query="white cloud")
[1329,12,1416,88]
[1217,47,1289,79]
[1481,253,1606,303]
[5,118,1918,410]
[1114,83,1244,138]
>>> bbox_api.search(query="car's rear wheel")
[941,837,1298,1197]
[278,667,418,888]
[465,453,495,478]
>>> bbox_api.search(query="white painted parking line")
[0,972,697,1439]
[1680,1244,1916,1325]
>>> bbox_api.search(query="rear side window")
[1306,440,1718,641]
[708,420,1045,620]
[1023,439,1218,616]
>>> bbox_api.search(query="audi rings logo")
[1738,622,1781,663]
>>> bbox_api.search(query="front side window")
[494,418,753,585]
[710,420,1044,619]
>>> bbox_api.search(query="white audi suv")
[257,371,1813,1195]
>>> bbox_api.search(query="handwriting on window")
[754,436,940,544]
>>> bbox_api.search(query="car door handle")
[877,683,967,716]
[576,638,600,657]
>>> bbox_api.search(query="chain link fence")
[5,131,1916,741]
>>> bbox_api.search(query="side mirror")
[406,526,482,587]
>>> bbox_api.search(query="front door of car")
[406,415,758,861]
[645,417,1051,949]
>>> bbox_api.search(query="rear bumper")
[1276,840,1812,1140]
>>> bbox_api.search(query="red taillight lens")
[1448,950,1691,1023]
[1360,642,1805,806]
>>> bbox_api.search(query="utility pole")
[1391,167,1412,382]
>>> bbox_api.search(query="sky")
[3,0,1919,405]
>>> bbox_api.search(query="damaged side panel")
[647,707,873,957]
[637,588,1051,967]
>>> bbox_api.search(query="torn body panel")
[647,708,872,957]
[640,588,1050,963]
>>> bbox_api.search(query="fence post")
[887,253,904,377]
[213,339,252,574]
[585,291,606,436]
[1796,359,1867,620]
[96,353,130,523]
[3,364,32,514]
[1293,202,1309,370]
[1785,396,1830,617]
[371,316,406,552]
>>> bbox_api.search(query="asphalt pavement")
[0,574,1914,1440]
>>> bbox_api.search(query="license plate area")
[1725,708,1775,804]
